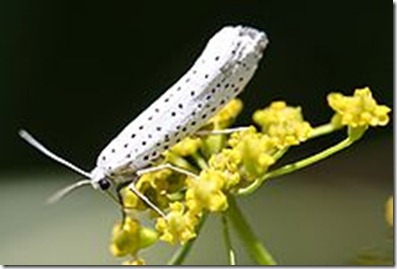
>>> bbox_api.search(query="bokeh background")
[0,0,393,265]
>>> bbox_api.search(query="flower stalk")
[227,196,277,265]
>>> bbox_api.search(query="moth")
[19,25,269,216]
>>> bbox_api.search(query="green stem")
[167,213,208,265]
[238,137,354,195]
[309,123,339,139]
[222,214,236,265]
[227,196,277,265]
[192,152,209,170]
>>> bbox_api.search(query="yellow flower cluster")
[109,88,391,264]
[110,217,157,258]
[328,87,391,128]
[253,101,312,148]
[156,202,199,245]
[121,168,185,212]
[209,98,243,129]
[186,169,228,214]
[170,137,202,157]
[228,127,277,181]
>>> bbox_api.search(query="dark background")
[0,0,392,173]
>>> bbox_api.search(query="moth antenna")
[18,129,91,178]
[47,179,93,204]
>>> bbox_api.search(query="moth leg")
[136,163,198,179]
[115,180,133,225]
[196,126,250,136]
[128,182,166,218]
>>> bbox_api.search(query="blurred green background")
[0,0,392,265]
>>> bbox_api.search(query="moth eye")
[98,178,111,190]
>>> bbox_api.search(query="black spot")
[142,141,147,146]
[111,148,115,153]
[202,114,207,119]
[98,179,111,191]
[152,151,157,156]
[171,112,176,117]
[234,87,240,92]
[215,56,219,61]
[156,142,161,147]
[231,50,236,54]
[192,111,196,116]
[191,91,195,96]
[231,84,235,88]
[165,98,169,102]
[164,145,169,150]
[224,83,230,88]
[178,103,183,109]
[126,154,131,158]
[192,70,197,74]
[176,138,181,143]
[156,127,162,131]
[211,88,216,93]
[165,135,170,142]
[198,103,202,108]
[239,77,244,82]
[148,134,152,138]
[220,100,226,105]
[206,95,211,100]
[124,143,128,148]
[148,116,153,121]
[139,125,144,130]
[131,134,136,138]
[176,125,181,130]
[182,127,187,132]
[186,78,190,83]
[155,108,160,113]
[102,156,106,161]
[177,86,181,91]
[143,155,149,161]
[216,83,221,88]
[204,74,209,79]
[211,107,217,112]
[191,121,196,126]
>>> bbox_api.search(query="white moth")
[19,25,269,215]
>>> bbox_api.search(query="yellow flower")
[186,169,228,214]
[385,196,393,227]
[171,137,202,156]
[156,202,199,245]
[208,149,241,189]
[110,217,158,257]
[328,87,391,128]
[208,98,243,129]
[121,168,185,213]
[253,101,312,148]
